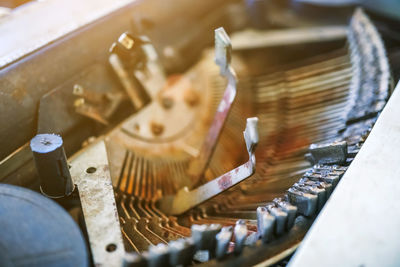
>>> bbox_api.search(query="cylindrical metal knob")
[30,133,74,198]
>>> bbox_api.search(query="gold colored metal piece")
[118,32,135,50]
[150,121,164,136]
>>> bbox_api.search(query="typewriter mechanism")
[1,0,400,266]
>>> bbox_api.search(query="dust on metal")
[69,141,124,267]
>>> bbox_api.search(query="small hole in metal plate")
[86,167,97,174]
[106,243,117,252]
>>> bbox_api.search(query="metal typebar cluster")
[92,8,390,267]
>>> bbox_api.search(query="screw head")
[161,96,174,109]
[184,88,199,107]
[74,98,85,108]
[118,32,135,50]
[150,121,164,136]
[73,84,84,96]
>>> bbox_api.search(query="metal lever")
[69,141,124,267]
[186,27,238,185]
[158,117,258,215]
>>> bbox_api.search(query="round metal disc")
[0,184,88,267]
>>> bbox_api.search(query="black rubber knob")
[30,133,74,198]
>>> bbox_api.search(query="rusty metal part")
[0,0,235,168]
[187,27,238,185]
[5,3,394,267]
[184,87,200,107]
[150,121,164,136]
[158,117,258,215]
[106,49,229,193]
[69,140,124,267]
[115,42,205,146]
[78,8,391,266]
[109,47,356,261]
[119,73,201,144]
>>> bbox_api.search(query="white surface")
[0,0,135,67]
[289,81,400,267]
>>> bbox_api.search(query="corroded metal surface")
[74,8,392,266]
[158,117,258,215]
[187,27,238,185]
[3,0,397,266]
[105,28,234,192]
[108,29,355,260]
[70,141,124,267]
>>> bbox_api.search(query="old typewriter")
[1,0,400,266]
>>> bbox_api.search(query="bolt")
[184,88,199,107]
[161,96,174,109]
[73,84,84,96]
[150,121,164,136]
[118,32,135,50]
[74,98,85,108]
